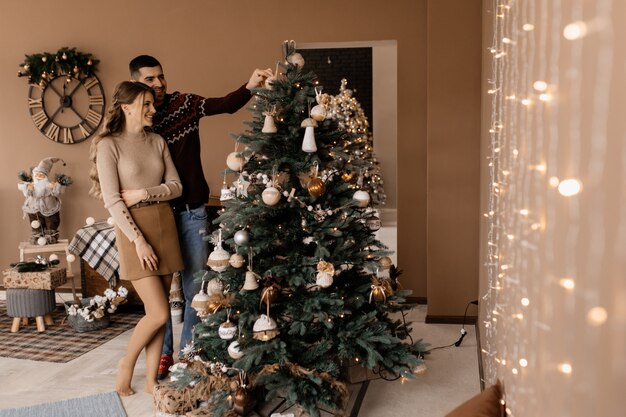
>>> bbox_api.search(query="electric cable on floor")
[426,300,478,352]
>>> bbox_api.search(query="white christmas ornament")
[353,190,371,207]
[30,220,41,229]
[226,152,246,172]
[234,230,249,246]
[36,236,47,245]
[262,186,281,206]
[49,253,59,262]
[316,271,334,288]
[262,114,277,133]
[66,254,76,263]
[253,314,279,341]
[191,289,209,316]
[206,278,224,296]
[228,340,244,359]
[207,233,230,272]
[107,217,115,226]
[300,118,318,153]
[218,320,238,340]
[85,217,95,226]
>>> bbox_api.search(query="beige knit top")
[96,131,182,242]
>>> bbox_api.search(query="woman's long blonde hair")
[89,81,154,199]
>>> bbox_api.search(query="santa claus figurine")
[17,157,72,245]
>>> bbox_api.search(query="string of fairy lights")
[482,0,615,415]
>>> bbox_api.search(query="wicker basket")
[64,299,110,332]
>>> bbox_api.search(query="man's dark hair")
[129,55,162,78]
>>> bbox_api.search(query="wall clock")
[27,74,105,144]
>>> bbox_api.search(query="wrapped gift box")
[3,267,67,290]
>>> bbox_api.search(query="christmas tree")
[173,43,425,417]
[327,78,386,206]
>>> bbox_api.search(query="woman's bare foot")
[116,357,135,396]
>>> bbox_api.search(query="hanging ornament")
[241,251,259,291]
[379,256,393,270]
[229,253,245,268]
[365,213,382,231]
[207,230,230,272]
[233,173,250,198]
[206,277,224,296]
[228,340,244,359]
[234,371,252,411]
[252,314,279,341]
[264,62,280,90]
[369,275,390,303]
[226,152,246,172]
[262,184,281,206]
[234,229,249,246]
[242,269,260,291]
[220,176,234,201]
[191,275,210,317]
[262,104,277,134]
[218,309,237,340]
[315,260,335,288]
[260,283,280,306]
[300,118,318,153]
[262,113,277,133]
[353,190,370,207]
[307,161,326,198]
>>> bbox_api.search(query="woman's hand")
[134,236,159,271]
[121,189,148,207]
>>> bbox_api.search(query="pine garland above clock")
[17,47,99,87]
[18,47,105,144]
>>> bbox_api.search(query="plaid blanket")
[68,221,119,284]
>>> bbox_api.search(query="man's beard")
[33,177,50,198]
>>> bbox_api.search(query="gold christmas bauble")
[229,253,245,268]
[341,171,355,182]
[234,387,250,408]
[371,286,387,302]
[379,256,393,270]
[307,177,326,198]
[261,285,279,306]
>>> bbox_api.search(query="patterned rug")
[0,301,142,363]
[0,391,126,417]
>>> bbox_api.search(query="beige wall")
[480,0,626,415]
[426,0,483,317]
[1,0,482,315]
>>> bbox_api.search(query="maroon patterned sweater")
[152,84,252,207]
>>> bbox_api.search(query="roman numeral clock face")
[28,75,105,144]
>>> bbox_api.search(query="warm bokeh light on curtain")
[481,0,625,415]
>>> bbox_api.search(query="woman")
[89,81,183,396]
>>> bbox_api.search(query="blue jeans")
[162,205,208,356]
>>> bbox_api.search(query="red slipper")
[157,354,174,380]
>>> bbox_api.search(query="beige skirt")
[115,202,184,280]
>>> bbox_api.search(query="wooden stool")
[6,288,56,333]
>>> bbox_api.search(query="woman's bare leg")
[144,274,173,392]
[116,275,169,396]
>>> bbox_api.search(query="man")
[18,157,71,244]
[129,55,272,380]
